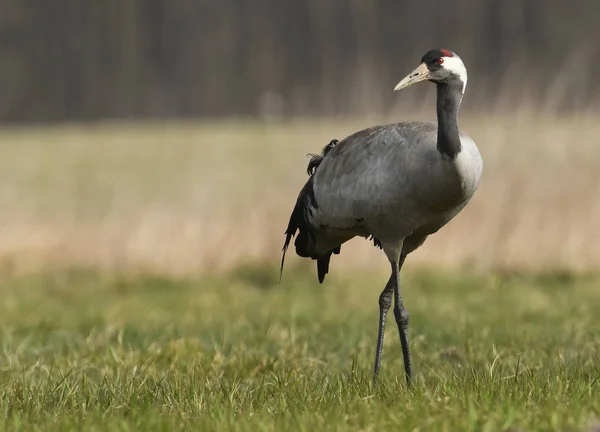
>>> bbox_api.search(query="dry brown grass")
[1,111,599,275]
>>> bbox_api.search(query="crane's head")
[394,49,467,93]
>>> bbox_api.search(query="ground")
[0,265,598,431]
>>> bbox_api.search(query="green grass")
[0,265,599,431]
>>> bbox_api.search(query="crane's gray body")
[297,121,482,262]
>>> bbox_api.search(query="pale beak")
[394,62,430,91]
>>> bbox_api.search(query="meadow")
[0,114,600,430]
[0,266,599,431]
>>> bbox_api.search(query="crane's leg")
[373,254,408,386]
[392,254,412,385]
[373,274,393,386]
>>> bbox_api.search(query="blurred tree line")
[0,0,598,122]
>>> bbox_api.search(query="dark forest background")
[0,0,598,122]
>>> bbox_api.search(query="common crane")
[280,49,483,385]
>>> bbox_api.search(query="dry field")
[0,111,599,276]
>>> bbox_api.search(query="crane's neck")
[436,81,464,159]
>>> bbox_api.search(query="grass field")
[1,265,599,431]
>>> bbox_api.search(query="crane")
[280,49,483,386]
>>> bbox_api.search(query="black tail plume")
[316,243,343,283]
[280,138,340,283]
[280,180,317,282]
[280,216,297,283]
[317,254,331,283]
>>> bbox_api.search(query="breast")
[404,131,482,218]
[455,133,483,199]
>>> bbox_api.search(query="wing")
[311,122,438,235]
[280,122,438,284]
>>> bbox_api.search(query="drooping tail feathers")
[280,139,340,284]
[316,244,341,283]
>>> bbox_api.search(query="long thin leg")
[373,275,393,386]
[392,255,412,385]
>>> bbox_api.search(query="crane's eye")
[436,58,444,65]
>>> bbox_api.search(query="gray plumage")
[280,49,483,386]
